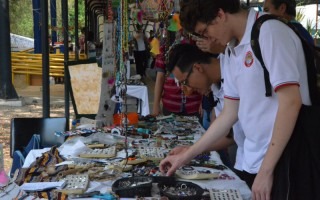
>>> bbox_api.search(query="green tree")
[55,0,85,39]
[9,0,85,39]
[9,0,33,37]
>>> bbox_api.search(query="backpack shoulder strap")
[251,14,320,104]
[251,14,281,97]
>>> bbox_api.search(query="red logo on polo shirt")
[244,51,254,67]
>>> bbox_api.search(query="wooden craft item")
[59,174,89,195]
[107,163,133,172]
[68,64,102,115]
[86,144,107,148]
[209,189,243,200]
[138,147,165,161]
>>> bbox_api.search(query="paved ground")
[0,65,157,173]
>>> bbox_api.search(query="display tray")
[112,176,153,197]
[158,180,204,200]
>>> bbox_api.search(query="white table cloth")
[126,85,150,116]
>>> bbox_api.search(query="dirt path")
[0,85,74,173]
[2,71,155,173]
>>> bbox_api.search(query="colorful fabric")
[14,147,68,200]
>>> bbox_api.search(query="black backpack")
[251,14,320,105]
[251,14,320,200]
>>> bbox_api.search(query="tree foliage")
[9,0,33,38]
[9,0,85,39]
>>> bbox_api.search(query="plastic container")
[112,176,153,197]
[113,112,138,125]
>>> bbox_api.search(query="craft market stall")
[3,115,251,200]
[2,0,253,199]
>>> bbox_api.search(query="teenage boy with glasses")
[159,0,311,199]
[152,32,202,117]
[166,43,244,172]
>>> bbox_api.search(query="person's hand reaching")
[169,145,190,155]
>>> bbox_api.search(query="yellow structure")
[11,52,87,86]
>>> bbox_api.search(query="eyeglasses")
[180,65,196,97]
[179,65,194,87]
[201,23,210,38]
[193,20,216,40]
[195,22,210,39]
[188,32,207,40]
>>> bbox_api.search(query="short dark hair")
[87,31,94,42]
[272,0,296,17]
[167,43,215,73]
[179,0,241,33]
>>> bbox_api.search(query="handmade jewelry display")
[158,181,204,200]
[112,176,153,197]
[132,165,162,177]
[59,174,89,195]
[106,162,133,172]
[79,145,116,158]
[209,189,243,200]
[163,140,194,149]
[175,166,219,180]
[121,157,147,165]
[88,166,122,181]
[138,147,165,161]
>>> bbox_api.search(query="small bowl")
[158,180,204,200]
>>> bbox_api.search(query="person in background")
[87,31,96,60]
[152,31,202,117]
[132,28,150,78]
[58,29,73,52]
[160,1,311,199]
[79,27,86,53]
[263,0,314,45]
[148,30,155,43]
[48,35,54,53]
[148,30,156,69]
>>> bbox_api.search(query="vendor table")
[22,147,251,200]
[9,117,251,200]
[20,142,250,199]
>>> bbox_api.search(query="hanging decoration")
[157,0,173,22]
[167,13,181,32]
[137,10,144,25]
[139,0,158,20]
[138,0,173,21]
[122,0,129,53]
[150,37,160,55]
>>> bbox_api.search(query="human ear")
[279,3,287,15]
[216,9,226,23]
[194,63,204,73]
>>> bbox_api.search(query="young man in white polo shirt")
[159,0,311,199]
